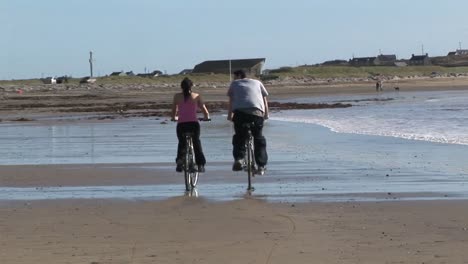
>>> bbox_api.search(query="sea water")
[273,90,468,145]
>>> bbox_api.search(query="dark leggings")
[232,111,268,166]
[176,122,206,165]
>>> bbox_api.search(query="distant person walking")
[171,77,210,173]
[376,80,383,92]
[227,70,269,175]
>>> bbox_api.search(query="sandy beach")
[1,77,468,263]
[1,197,468,264]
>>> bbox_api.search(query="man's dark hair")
[233,69,246,79]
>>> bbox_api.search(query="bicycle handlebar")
[171,117,211,122]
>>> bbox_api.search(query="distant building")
[110,71,127,76]
[41,77,56,84]
[179,69,193,75]
[192,58,266,76]
[409,54,431,66]
[374,54,397,66]
[79,76,96,84]
[126,71,135,76]
[136,70,163,78]
[394,61,408,67]
[321,59,349,66]
[349,57,377,66]
[56,76,69,84]
[447,49,468,56]
[153,70,163,76]
[349,55,397,67]
[434,50,468,66]
[456,49,468,56]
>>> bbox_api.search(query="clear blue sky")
[1,0,468,80]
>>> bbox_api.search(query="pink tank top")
[178,98,198,123]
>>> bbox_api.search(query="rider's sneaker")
[256,166,266,176]
[232,159,243,171]
[176,159,183,172]
[198,165,205,173]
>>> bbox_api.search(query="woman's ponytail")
[181,77,193,101]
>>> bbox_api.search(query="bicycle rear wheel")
[184,136,199,191]
[190,171,199,188]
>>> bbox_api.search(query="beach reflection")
[1,180,467,202]
[184,188,199,198]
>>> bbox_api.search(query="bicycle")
[181,131,198,191]
[242,122,256,191]
[176,118,210,192]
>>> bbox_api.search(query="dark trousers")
[176,122,206,166]
[232,111,268,166]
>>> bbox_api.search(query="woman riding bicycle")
[171,77,210,173]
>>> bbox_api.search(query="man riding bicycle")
[227,69,269,175]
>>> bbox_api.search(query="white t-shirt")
[227,78,269,113]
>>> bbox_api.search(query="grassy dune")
[269,65,468,78]
[2,66,468,86]
[0,73,232,86]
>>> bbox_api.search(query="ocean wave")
[271,116,468,146]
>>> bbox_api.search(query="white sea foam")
[272,90,468,146]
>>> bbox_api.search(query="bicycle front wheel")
[188,139,199,189]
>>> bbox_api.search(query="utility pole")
[89,51,94,77]
[229,60,232,82]
[421,44,425,55]
[459,42,462,50]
